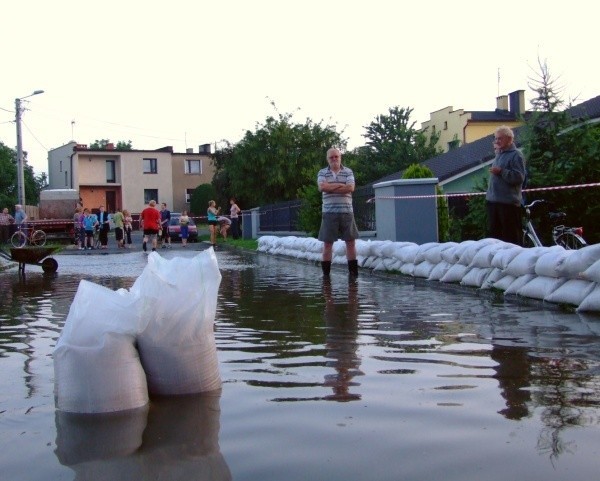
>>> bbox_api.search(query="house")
[376,94,600,194]
[421,90,528,153]
[47,142,215,214]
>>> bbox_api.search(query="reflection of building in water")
[55,392,231,481]
[322,278,363,401]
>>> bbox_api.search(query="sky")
[1,0,598,177]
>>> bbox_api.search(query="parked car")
[168,213,198,242]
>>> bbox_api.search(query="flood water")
[1,247,600,480]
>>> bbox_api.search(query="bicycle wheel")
[31,230,47,247]
[11,231,27,248]
[555,232,587,250]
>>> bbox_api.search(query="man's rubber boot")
[348,259,359,278]
[322,261,331,277]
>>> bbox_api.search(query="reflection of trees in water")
[322,278,363,402]
[532,356,598,462]
[492,340,600,461]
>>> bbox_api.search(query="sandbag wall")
[54,250,222,413]
[257,236,600,313]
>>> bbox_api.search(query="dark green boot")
[322,261,331,276]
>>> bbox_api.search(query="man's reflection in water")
[490,344,531,420]
[322,277,363,401]
[55,391,231,481]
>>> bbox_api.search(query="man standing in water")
[317,147,359,277]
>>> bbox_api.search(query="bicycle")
[522,199,587,249]
[11,224,47,248]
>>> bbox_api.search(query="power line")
[22,119,48,151]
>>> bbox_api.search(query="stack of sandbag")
[54,250,222,413]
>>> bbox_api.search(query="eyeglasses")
[328,155,340,159]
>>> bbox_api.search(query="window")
[143,158,157,174]
[443,121,448,130]
[59,160,63,172]
[185,188,195,203]
[144,189,158,204]
[106,160,116,183]
[185,159,202,174]
[448,139,460,150]
[65,171,68,186]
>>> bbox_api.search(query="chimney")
[199,143,211,154]
[496,95,509,111]
[509,90,526,115]
[186,148,193,154]
[106,143,115,150]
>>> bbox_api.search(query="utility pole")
[15,90,44,207]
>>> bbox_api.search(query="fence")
[254,185,376,235]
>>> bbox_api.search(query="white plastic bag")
[134,251,222,395]
[54,280,148,413]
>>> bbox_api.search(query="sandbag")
[545,279,596,307]
[134,251,222,395]
[517,276,566,301]
[53,281,148,413]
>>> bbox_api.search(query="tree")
[190,184,217,217]
[89,139,132,150]
[358,106,441,184]
[521,59,600,244]
[213,108,345,208]
[0,141,45,208]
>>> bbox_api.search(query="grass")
[198,234,258,251]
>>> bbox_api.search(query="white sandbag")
[457,238,499,266]
[414,242,441,264]
[362,256,377,269]
[400,262,415,276]
[581,259,600,283]
[442,240,476,264]
[428,261,452,281]
[480,267,505,289]
[504,247,548,277]
[135,251,222,395]
[382,257,401,271]
[54,281,148,413]
[534,249,575,278]
[577,284,600,312]
[440,264,470,284]
[558,244,600,278]
[469,242,512,269]
[545,279,596,307]
[461,267,493,288]
[370,240,391,258]
[490,274,516,291]
[381,241,413,259]
[372,258,387,271]
[490,245,523,270]
[332,240,347,257]
[356,240,372,257]
[54,333,149,414]
[398,244,420,263]
[503,274,536,295]
[516,276,566,300]
[413,261,436,279]
[425,242,458,264]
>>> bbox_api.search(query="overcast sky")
[2,0,598,176]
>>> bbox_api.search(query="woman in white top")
[229,197,241,239]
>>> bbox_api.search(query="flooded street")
[1,247,600,480]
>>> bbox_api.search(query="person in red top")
[140,199,161,252]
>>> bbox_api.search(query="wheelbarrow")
[0,246,60,273]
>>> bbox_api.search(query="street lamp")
[15,89,44,206]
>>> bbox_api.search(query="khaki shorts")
[318,212,359,243]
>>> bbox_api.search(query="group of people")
[0,205,27,244]
[207,198,241,247]
[316,125,526,279]
[73,204,134,250]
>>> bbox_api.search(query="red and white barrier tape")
[366,182,600,202]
